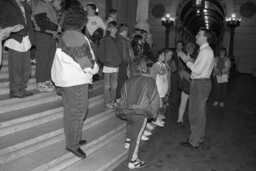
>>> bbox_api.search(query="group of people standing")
[0,0,231,170]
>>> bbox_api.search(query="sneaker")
[158,114,166,120]
[124,138,130,150]
[128,159,146,169]
[219,102,224,107]
[141,135,149,141]
[37,82,55,92]
[152,118,165,127]
[111,101,118,108]
[146,123,155,130]
[213,101,219,107]
[45,81,55,89]
[143,130,152,136]
[105,103,114,109]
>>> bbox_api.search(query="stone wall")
[232,0,256,73]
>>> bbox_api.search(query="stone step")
[0,79,36,95]
[0,114,125,171]
[0,80,103,114]
[0,107,113,164]
[0,94,104,137]
[62,132,127,171]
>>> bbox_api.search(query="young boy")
[116,57,160,169]
[98,21,122,108]
[86,3,106,36]
[51,5,99,158]
[116,23,133,100]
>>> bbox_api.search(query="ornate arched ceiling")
[177,0,226,38]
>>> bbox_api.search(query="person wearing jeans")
[179,29,215,148]
[98,21,122,108]
[51,6,98,158]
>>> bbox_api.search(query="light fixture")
[225,13,241,27]
[161,13,175,48]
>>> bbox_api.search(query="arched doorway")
[169,0,234,48]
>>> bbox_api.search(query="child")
[150,50,170,127]
[51,5,99,158]
[86,3,106,36]
[213,47,231,107]
[98,21,122,108]
[116,57,160,169]
[116,23,133,100]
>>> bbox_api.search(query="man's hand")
[179,52,190,63]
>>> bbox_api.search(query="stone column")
[134,0,153,48]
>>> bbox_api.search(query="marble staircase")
[0,52,128,171]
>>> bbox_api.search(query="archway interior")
[179,0,225,38]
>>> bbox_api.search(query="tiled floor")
[114,75,256,171]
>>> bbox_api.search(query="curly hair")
[62,6,87,30]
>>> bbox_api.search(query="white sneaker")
[152,119,165,127]
[124,138,130,150]
[143,130,152,136]
[158,114,166,120]
[36,82,55,92]
[146,123,154,130]
[213,101,219,106]
[45,81,55,88]
[141,135,149,141]
[128,159,146,169]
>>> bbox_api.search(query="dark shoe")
[180,141,199,149]
[66,147,86,158]
[9,91,25,98]
[22,90,33,97]
[79,140,87,146]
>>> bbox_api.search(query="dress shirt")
[186,43,214,79]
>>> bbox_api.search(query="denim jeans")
[62,84,88,149]
[8,49,31,93]
[103,72,118,104]
[126,114,147,161]
[188,79,211,146]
